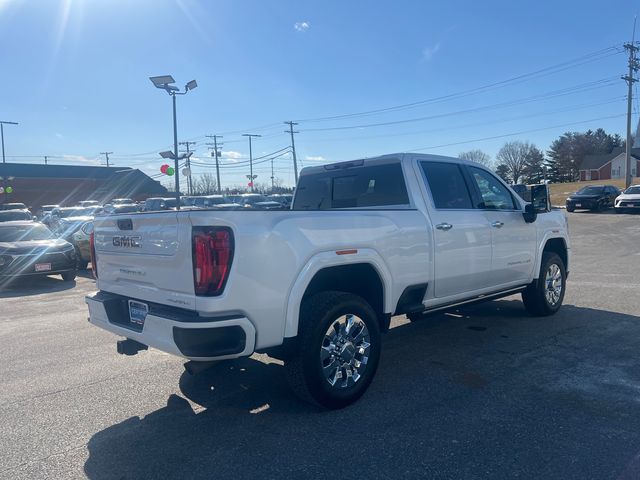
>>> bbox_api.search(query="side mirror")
[523,203,537,223]
[530,184,551,213]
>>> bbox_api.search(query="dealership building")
[0,163,168,209]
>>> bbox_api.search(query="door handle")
[435,222,453,231]
[491,221,504,228]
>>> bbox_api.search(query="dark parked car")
[0,209,33,222]
[565,185,620,212]
[0,221,77,281]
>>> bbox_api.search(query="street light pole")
[242,134,261,192]
[172,94,180,206]
[149,76,197,211]
[0,121,19,164]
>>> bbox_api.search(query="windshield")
[0,224,54,242]
[624,186,640,194]
[0,211,32,222]
[576,186,604,195]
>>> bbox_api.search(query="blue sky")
[0,0,637,189]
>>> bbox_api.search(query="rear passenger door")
[420,162,493,298]
[465,166,535,286]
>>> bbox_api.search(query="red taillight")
[89,231,98,279]
[192,227,234,296]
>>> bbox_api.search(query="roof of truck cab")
[298,153,481,176]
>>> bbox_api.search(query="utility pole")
[100,151,113,167]
[179,141,196,195]
[242,133,260,192]
[284,121,299,184]
[0,121,18,164]
[624,23,640,188]
[270,157,275,192]
[205,134,223,194]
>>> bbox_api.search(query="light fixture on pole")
[149,75,198,209]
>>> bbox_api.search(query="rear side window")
[420,162,473,209]
[293,163,409,210]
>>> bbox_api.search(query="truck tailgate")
[93,212,197,309]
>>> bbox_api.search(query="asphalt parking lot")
[1,212,639,479]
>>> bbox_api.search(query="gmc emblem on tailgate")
[112,235,141,248]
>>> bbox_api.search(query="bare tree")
[192,173,218,195]
[458,149,492,167]
[495,141,532,184]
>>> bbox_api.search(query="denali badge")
[112,235,141,248]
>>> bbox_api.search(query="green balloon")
[166,167,175,176]
[5,186,13,194]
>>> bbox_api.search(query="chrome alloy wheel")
[545,263,563,306]
[320,314,371,389]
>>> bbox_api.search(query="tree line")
[459,128,625,184]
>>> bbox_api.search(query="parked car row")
[0,191,295,283]
[565,184,640,213]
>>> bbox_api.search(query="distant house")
[579,147,640,181]
[0,163,168,208]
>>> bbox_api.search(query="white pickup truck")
[86,153,570,409]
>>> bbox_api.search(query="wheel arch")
[284,250,393,338]
[536,236,569,278]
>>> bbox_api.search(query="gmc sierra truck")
[86,153,570,409]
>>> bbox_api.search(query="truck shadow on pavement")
[83,300,640,480]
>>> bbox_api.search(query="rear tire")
[61,270,77,282]
[522,252,566,316]
[284,291,381,409]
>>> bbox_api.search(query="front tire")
[284,291,381,409]
[522,252,566,316]
[566,206,575,213]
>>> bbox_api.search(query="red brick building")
[579,148,640,181]
[0,163,167,209]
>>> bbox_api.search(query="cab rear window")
[293,163,409,210]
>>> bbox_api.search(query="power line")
[406,113,630,152]
[294,45,623,123]
[296,96,625,143]
[298,77,619,132]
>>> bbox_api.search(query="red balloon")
[160,164,169,174]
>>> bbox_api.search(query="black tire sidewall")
[300,293,381,409]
